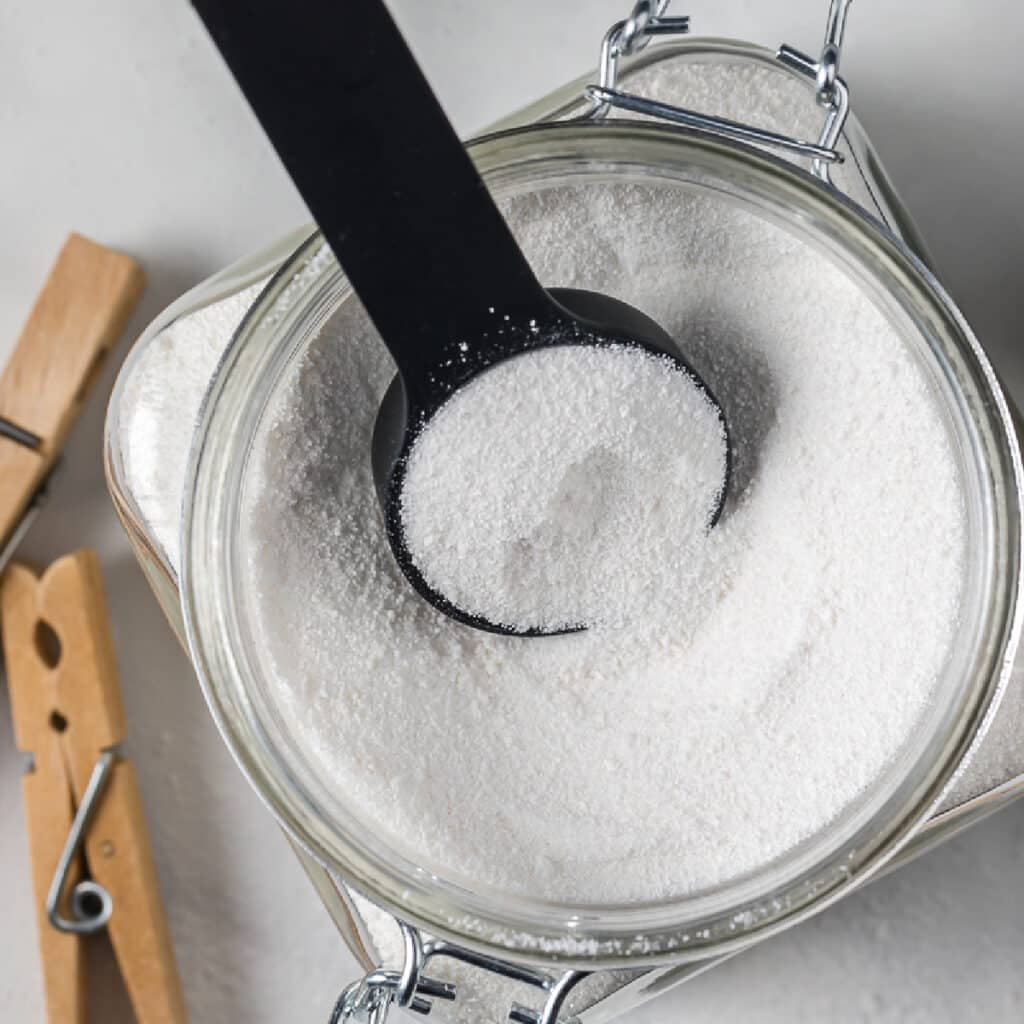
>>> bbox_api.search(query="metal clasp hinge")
[585,0,854,185]
[330,923,588,1024]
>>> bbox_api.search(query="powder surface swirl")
[240,181,966,904]
[400,345,728,632]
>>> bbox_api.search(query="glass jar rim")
[181,119,1023,968]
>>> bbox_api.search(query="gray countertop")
[2,1,1023,1021]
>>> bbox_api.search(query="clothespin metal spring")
[45,749,116,935]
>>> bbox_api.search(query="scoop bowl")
[371,286,731,636]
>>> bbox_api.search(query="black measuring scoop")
[193,0,729,636]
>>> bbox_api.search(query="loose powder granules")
[239,176,967,904]
[401,345,727,632]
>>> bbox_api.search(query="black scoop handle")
[192,0,553,401]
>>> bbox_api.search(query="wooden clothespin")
[2,550,187,1023]
[0,233,144,569]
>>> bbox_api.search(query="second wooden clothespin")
[2,550,187,1023]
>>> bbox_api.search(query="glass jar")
[104,16,1024,1024]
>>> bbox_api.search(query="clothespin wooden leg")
[2,552,187,1024]
[85,755,187,1023]
[20,725,87,1024]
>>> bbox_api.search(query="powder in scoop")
[400,344,727,632]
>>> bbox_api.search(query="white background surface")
[2,1,1024,1021]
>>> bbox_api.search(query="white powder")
[118,282,265,568]
[239,174,966,904]
[401,345,727,632]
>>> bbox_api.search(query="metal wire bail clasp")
[330,922,588,1024]
[586,0,855,186]
[592,1,690,118]
[815,0,853,108]
[777,0,853,182]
